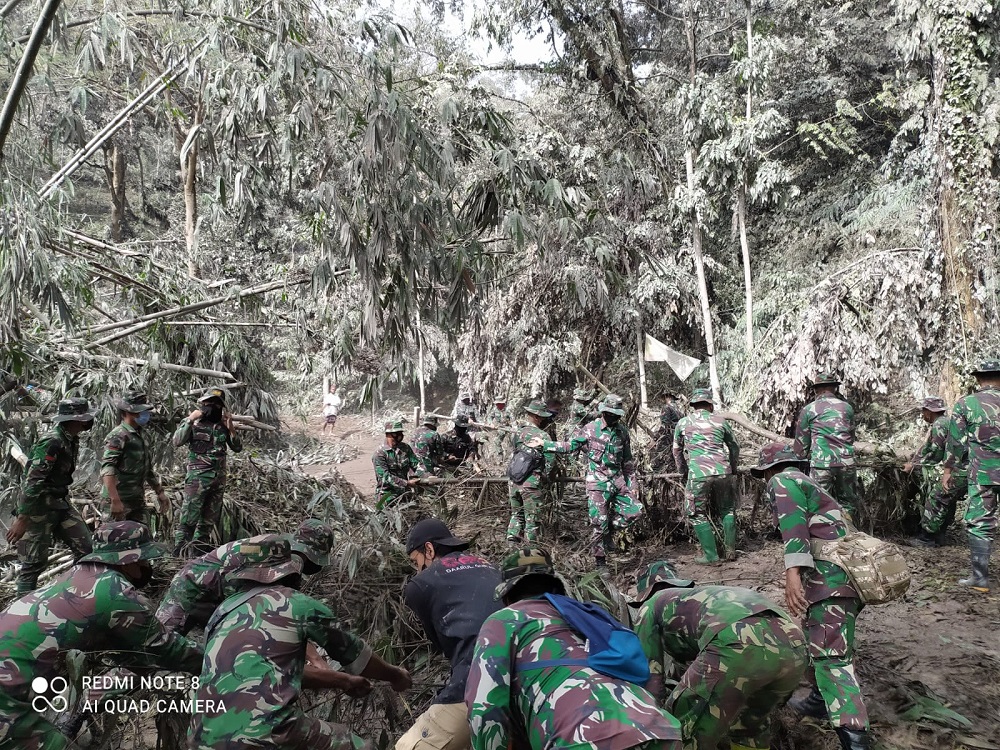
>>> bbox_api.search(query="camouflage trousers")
[376,487,417,511]
[271,713,372,750]
[102,493,150,527]
[0,692,72,750]
[683,475,736,526]
[965,482,1000,542]
[16,506,92,594]
[508,482,547,543]
[667,615,807,750]
[811,467,861,519]
[921,470,967,535]
[805,597,868,730]
[174,475,225,547]
[586,473,643,559]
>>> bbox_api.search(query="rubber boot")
[835,727,873,750]
[722,513,737,560]
[787,687,827,719]
[692,523,720,565]
[958,536,991,592]
[908,527,938,549]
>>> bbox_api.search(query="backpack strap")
[205,586,267,638]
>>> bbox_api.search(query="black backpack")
[507,447,544,484]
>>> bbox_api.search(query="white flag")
[644,334,702,381]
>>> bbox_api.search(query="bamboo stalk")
[231,415,278,432]
[176,382,245,398]
[54,350,235,380]
[575,363,656,438]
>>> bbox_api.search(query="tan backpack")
[811,531,911,605]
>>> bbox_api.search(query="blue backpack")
[520,593,651,684]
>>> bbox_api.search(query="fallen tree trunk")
[231,415,278,432]
[54,350,235,380]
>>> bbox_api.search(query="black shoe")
[835,727,873,750]
[908,529,938,548]
[787,687,827,719]
[958,536,991,592]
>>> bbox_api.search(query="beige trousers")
[395,702,471,750]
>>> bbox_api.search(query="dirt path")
[287,413,380,496]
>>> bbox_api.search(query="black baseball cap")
[405,518,469,554]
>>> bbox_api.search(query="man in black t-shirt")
[399,518,501,750]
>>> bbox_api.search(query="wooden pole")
[416,311,426,414]
[636,316,648,411]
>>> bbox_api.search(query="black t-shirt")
[403,551,501,704]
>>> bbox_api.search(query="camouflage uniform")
[508,402,556,543]
[412,421,445,474]
[172,413,243,550]
[441,418,479,468]
[485,400,512,461]
[766,465,868,731]
[945,383,1000,543]
[14,400,95,594]
[672,390,739,562]
[373,425,421,509]
[566,389,597,439]
[0,522,203,750]
[187,585,374,750]
[793,379,861,517]
[100,422,160,525]
[542,397,644,560]
[467,599,683,750]
[913,403,968,539]
[634,585,807,749]
[650,402,682,472]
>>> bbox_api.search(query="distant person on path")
[322,384,343,434]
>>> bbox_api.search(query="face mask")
[136,411,151,427]
[131,562,154,589]
[202,406,221,421]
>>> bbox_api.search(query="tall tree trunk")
[739,0,754,351]
[181,99,203,278]
[106,141,126,242]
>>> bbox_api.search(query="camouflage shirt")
[456,402,478,423]
[467,597,683,750]
[172,418,243,480]
[0,563,203,702]
[945,387,1000,486]
[511,423,556,488]
[570,402,596,427]
[18,425,80,515]
[767,468,857,602]
[412,427,444,473]
[188,585,372,749]
[543,418,635,479]
[634,586,791,672]
[441,430,479,464]
[672,409,739,479]
[793,395,856,468]
[100,422,159,504]
[372,441,420,492]
[486,406,512,429]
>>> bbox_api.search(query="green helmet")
[631,561,694,605]
[495,547,560,600]
[227,535,302,584]
[80,521,169,566]
[51,398,96,424]
[598,394,626,417]
[290,519,335,568]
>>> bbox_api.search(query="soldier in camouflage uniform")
[943,360,1000,592]
[567,387,596,436]
[672,388,740,564]
[100,390,169,525]
[187,545,412,750]
[484,394,512,463]
[172,388,243,555]
[793,372,862,518]
[507,400,556,543]
[534,394,644,569]
[0,522,203,750]
[455,392,478,424]
[631,561,807,750]
[373,420,421,510]
[440,414,479,468]
[6,398,96,594]
[649,396,682,472]
[906,397,968,548]
[412,415,445,474]
[752,442,872,750]
[466,548,684,750]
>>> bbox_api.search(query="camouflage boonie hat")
[51,397,97,424]
[454,414,471,427]
[750,441,806,477]
[523,399,553,418]
[572,387,593,402]
[921,397,946,413]
[80,521,169,565]
[384,419,404,433]
[631,561,694,606]
[598,393,626,416]
[690,388,713,406]
[421,414,439,427]
[972,360,1000,375]
[198,387,226,405]
[227,535,302,584]
[810,371,841,387]
[495,547,559,600]
[290,519,334,567]
[460,391,473,401]
[117,390,153,412]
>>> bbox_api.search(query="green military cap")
[598,393,626,416]
[690,388,713,406]
[51,397,97,424]
[810,371,841,387]
[921,397,947,413]
[750,441,807,477]
[495,547,560,600]
[227,535,302,584]
[198,387,227,405]
[572,387,593,402]
[523,399,553,418]
[290,519,335,568]
[384,419,405,433]
[630,560,694,606]
[117,390,153,413]
[972,360,1000,375]
[80,521,169,565]
[421,414,439,427]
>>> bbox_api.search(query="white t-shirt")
[323,392,343,417]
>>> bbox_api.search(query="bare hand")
[189,409,203,421]
[5,515,28,544]
[110,498,126,520]
[344,675,373,699]
[406,478,420,487]
[525,438,544,449]
[942,468,953,490]
[223,411,234,430]
[389,667,412,693]
[903,462,913,473]
[784,568,808,618]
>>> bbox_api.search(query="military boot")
[692,522,720,565]
[722,513,737,560]
[958,536,991,592]
[835,727,873,750]
[787,687,827,719]
[908,528,938,549]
